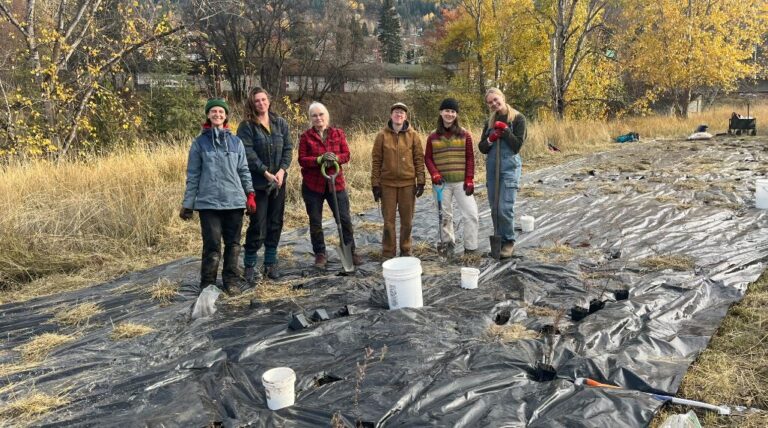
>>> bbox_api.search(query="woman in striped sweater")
[424,98,479,256]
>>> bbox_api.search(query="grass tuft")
[639,254,694,271]
[54,302,103,327]
[0,391,69,419]
[227,280,312,308]
[16,333,75,362]
[148,277,179,304]
[535,243,577,263]
[482,323,539,342]
[110,322,154,341]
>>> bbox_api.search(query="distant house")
[284,63,446,94]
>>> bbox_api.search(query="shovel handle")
[320,160,340,180]
[433,182,444,202]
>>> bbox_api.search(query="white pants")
[435,181,479,250]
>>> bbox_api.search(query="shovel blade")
[489,235,502,260]
[336,243,355,274]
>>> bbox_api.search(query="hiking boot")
[399,250,412,257]
[352,252,364,266]
[264,264,280,280]
[244,266,261,284]
[463,248,479,256]
[500,242,515,259]
[314,253,328,269]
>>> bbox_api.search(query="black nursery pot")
[534,362,557,382]
[570,306,589,321]
[588,299,605,314]
[613,289,629,301]
[540,324,562,335]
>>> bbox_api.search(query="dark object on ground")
[547,143,561,152]
[533,362,557,382]
[310,309,330,322]
[570,306,589,321]
[695,124,708,132]
[540,325,562,335]
[494,309,511,325]
[288,313,311,330]
[613,290,629,301]
[588,299,605,314]
[336,304,360,317]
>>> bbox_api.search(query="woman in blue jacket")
[180,98,257,295]
[478,88,526,259]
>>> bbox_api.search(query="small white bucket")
[460,267,480,289]
[262,367,296,410]
[520,215,535,233]
[757,179,768,209]
[382,257,423,309]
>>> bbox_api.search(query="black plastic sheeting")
[1,137,766,427]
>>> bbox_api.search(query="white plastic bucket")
[381,257,423,309]
[757,179,768,209]
[262,367,296,410]
[460,267,480,289]
[520,215,535,233]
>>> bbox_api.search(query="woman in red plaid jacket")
[298,102,364,269]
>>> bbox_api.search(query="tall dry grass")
[0,102,764,303]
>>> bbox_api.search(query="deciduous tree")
[616,0,768,116]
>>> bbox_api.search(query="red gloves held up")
[246,192,257,214]
[431,173,445,185]
[488,121,510,143]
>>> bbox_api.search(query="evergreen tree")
[377,0,404,63]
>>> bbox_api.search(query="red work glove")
[246,192,257,214]
[431,173,445,185]
[494,121,508,130]
[488,130,502,143]
[463,179,474,196]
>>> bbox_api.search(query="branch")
[59,84,95,159]
[0,1,29,39]
[97,25,186,74]
[63,0,98,41]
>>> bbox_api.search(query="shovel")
[321,160,355,274]
[489,140,503,259]
[433,182,446,256]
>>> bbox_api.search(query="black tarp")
[1,137,766,427]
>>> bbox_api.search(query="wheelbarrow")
[728,95,757,136]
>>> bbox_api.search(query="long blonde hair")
[485,87,519,128]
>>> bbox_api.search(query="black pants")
[244,183,286,266]
[199,209,244,288]
[302,184,355,255]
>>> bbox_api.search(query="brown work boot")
[352,252,364,266]
[500,242,515,259]
[314,252,328,269]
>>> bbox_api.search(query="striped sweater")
[425,129,474,183]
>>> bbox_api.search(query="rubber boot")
[200,251,220,289]
[222,244,242,295]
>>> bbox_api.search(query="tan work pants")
[381,184,415,258]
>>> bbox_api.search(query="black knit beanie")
[439,98,459,113]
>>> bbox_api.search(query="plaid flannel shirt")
[298,126,351,193]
